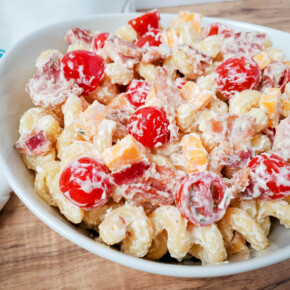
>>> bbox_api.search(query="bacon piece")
[221,31,266,58]
[26,52,83,109]
[15,130,52,156]
[102,35,143,69]
[64,28,93,46]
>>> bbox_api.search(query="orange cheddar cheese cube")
[145,86,163,108]
[253,51,271,70]
[179,11,202,34]
[102,135,146,171]
[281,93,290,117]
[107,93,128,110]
[181,133,208,173]
[259,88,281,127]
[74,100,106,140]
[284,61,290,69]
[164,29,178,48]
[180,81,212,110]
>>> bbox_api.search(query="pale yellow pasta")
[34,160,60,206]
[146,231,168,260]
[99,205,153,257]
[169,48,194,79]
[246,108,268,132]
[207,98,228,115]
[251,134,271,154]
[188,223,227,264]
[218,207,268,250]
[196,73,215,91]
[149,206,190,261]
[169,152,187,172]
[62,95,83,128]
[83,200,123,230]
[265,47,285,61]
[105,63,134,85]
[56,127,84,160]
[36,49,62,67]
[229,90,261,115]
[19,107,47,135]
[257,200,290,229]
[176,103,197,132]
[148,154,174,169]
[60,141,99,169]
[136,63,156,82]
[49,172,84,224]
[226,232,248,255]
[194,35,221,58]
[115,25,137,42]
[23,149,56,172]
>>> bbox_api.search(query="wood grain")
[1,1,290,289]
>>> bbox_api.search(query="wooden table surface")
[1,1,290,289]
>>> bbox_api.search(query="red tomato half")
[93,32,110,50]
[61,50,105,95]
[128,107,170,148]
[176,171,229,226]
[204,22,234,38]
[126,79,152,107]
[128,9,160,36]
[215,56,261,99]
[59,157,110,209]
[244,153,290,200]
[136,29,162,48]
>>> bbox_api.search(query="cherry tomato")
[215,56,261,99]
[204,22,234,38]
[111,161,150,185]
[261,61,290,93]
[176,171,229,226]
[128,106,170,148]
[243,153,290,200]
[126,79,152,107]
[61,50,105,95]
[59,157,110,209]
[136,29,162,48]
[128,9,160,36]
[93,32,110,50]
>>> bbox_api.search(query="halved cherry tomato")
[128,106,170,148]
[126,79,152,107]
[128,9,160,36]
[59,157,110,209]
[215,56,261,99]
[176,171,229,226]
[61,50,105,95]
[136,29,162,48]
[261,61,290,93]
[204,22,234,38]
[243,153,290,200]
[93,32,110,50]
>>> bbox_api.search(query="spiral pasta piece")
[257,200,290,228]
[188,223,227,264]
[149,206,190,261]
[218,207,268,250]
[99,205,153,257]
[146,231,168,260]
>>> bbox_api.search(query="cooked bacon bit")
[26,52,83,109]
[15,130,52,156]
[260,61,290,93]
[262,127,276,143]
[273,116,290,160]
[209,114,255,147]
[178,45,212,78]
[64,28,93,46]
[102,35,143,69]
[221,31,266,58]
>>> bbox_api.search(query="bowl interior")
[0,13,290,277]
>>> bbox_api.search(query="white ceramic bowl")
[0,13,290,277]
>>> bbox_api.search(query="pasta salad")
[15,10,290,264]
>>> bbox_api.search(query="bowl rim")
[0,12,290,278]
